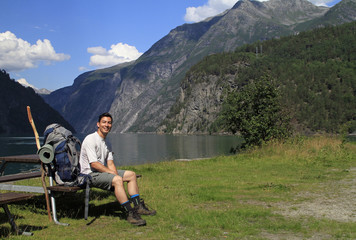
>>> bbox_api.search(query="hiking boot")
[127,208,146,226]
[137,199,156,216]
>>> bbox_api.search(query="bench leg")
[84,182,90,220]
[2,204,33,236]
[49,192,69,226]
[0,161,7,176]
[48,176,69,226]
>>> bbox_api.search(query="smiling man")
[79,112,156,226]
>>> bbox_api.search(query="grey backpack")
[43,124,83,186]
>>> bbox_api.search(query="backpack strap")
[66,136,81,170]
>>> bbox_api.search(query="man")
[79,112,156,226]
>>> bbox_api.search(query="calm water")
[0,133,243,175]
[0,136,42,175]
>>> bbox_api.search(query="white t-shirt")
[79,131,114,175]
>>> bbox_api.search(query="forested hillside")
[0,70,74,135]
[159,21,356,134]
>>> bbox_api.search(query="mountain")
[295,0,356,30]
[17,78,52,95]
[43,0,356,134]
[158,21,356,134]
[43,63,131,133]
[0,70,74,135]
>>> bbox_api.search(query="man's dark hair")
[98,112,113,123]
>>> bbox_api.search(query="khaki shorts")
[89,170,126,191]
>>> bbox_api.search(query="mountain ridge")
[17,78,52,95]
[43,0,356,134]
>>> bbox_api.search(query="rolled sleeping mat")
[37,144,54,164]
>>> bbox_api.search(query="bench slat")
[0,192,34,205]
[0,171,42,183]
[0,154,40,163]
[0,184,45,193]
[47,186,81,192]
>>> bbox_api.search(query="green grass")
[1,136,356,239]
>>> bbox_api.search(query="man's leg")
[122,171,156,216]
[112,175,130,203]
[90,172,146,226]
[122,170,139,195]
[111,175,146,226]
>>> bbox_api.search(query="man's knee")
[124,170,137,180]
[112,175,124,187]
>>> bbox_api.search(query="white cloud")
[87,46,108,55]
[185,0,238,22]
[79,66,89,72]
[309,0,334,6]
[184,0,337,23]
[88,43,143,68]
[0,31,70,72]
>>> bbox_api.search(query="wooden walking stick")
[27,106,53,222]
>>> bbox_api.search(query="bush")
[221,75,292,148]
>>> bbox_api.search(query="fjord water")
[0,133,243,175]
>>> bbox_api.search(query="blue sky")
[0,0,342,91]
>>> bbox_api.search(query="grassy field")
[1,136,356,239]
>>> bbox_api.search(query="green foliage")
[221,75,291,147]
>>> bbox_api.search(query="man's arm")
[90,161,117,175]
[107,159,118,174]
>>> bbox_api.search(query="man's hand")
[90,161,117,175]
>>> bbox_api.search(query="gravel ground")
[276,167,356,223]
[258,167,356,239]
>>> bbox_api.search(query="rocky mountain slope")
[158,20,356,134]
[43,0,355,133]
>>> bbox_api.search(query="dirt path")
[258,167,356,239]
[276,167,356,222]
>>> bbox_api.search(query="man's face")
[97,116,112,137]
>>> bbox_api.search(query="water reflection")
[2,134,356,174]
[0,134,243,173]
[107,133,243,166]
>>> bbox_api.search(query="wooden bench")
[0,192,35,236]
[0,154,142,227]
[0,154,85,226]
[0,177,37,236]
[0,155,45,235]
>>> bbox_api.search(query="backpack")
[43,123,87,187]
